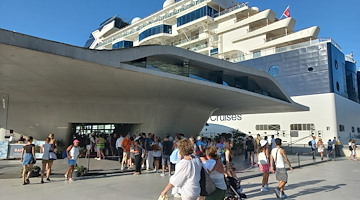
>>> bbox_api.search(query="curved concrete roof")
[0,28,307,115]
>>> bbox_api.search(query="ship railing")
[189,43,208,51]
[172,35,200,46]
[213,2,249,18]
[229,37,341,63]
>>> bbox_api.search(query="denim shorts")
[22,153,34,166]
[68,159,77,166]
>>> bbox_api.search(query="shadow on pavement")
[288,183,346,198]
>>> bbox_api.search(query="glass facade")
[112,40,133,49]
[139,24,172,41]
[177,6,218,27]
[124,56,283,100]
[210,48,219,56]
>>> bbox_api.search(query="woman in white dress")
[160,138,202,200]
[317,138,325,160]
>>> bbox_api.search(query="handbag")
[157,195,168,200]
[199,161,217,196]
[49,152,57,160]
[31,157,36,164]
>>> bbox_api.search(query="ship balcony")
[176,16,213,32]
[216,9,276,35]
[232,17,295,43]
[249,26,320,52]
[213,3,250,22]
[138,33,173,45]
[173,35,210,48]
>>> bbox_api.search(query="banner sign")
[8,144,24,158]
[0,141,9,159]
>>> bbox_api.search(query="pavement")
[0,153,358,200]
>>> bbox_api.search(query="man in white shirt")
[270,138,293,199]
[115,134,124,168]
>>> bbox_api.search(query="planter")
[73,170,80,177]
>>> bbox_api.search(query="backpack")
[308,140,312,146]
[349,145,353,151]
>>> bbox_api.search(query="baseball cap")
[73,139,80,143]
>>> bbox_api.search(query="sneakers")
[160,173,165,177]
[274,187,280,198]
[260,187,269,192]
[64,174,68,180]
[174,193,181,198]
[265,184,269,189]
[280,193,288,199]
[69,178,74,182]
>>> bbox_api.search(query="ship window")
[352,126,355,132]
[290,123,314,131]
[357,127,360,133]
[253,51,261,58]
[210,48,219,56]
[339,125,345,132]
[336,82,340,91]
[335,60,338,69]
[139,24,172,41]
[308,67,314,72]
[268,65,280,77]
[256,124,280,131]
[112,40,133,49]
[177,6,217,27]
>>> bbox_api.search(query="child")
[258,140,270,192]
[131,137,143,175]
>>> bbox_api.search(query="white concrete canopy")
[0,29,307,141]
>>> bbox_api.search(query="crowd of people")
[20,131,359,199]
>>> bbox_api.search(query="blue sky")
[0,0,359,63]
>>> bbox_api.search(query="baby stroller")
[224,176,246,200]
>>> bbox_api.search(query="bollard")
[297,153,300,168]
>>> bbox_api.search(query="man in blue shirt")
[311,136,317,159]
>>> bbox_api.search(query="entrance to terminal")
[71,123,140,138]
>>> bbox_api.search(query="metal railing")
[229,38,341,63]
[213,2,249,18]
[189,43,208,51]
[172,35,200,46]
[294,149,335,169]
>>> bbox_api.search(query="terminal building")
[1,0,358,146]
[84,0,359,145]
[0,28,304,143]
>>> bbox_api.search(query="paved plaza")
[0,155,359,200]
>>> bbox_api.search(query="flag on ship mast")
[281,6,290,19]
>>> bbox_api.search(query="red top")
[122,138,131,152]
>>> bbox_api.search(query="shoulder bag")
[198,158,217,196]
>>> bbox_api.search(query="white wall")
[334,94,360,144]
[207,93,346,144]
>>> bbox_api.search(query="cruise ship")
[85,0,359,146]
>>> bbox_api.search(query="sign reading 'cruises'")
[210,115,242,122]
